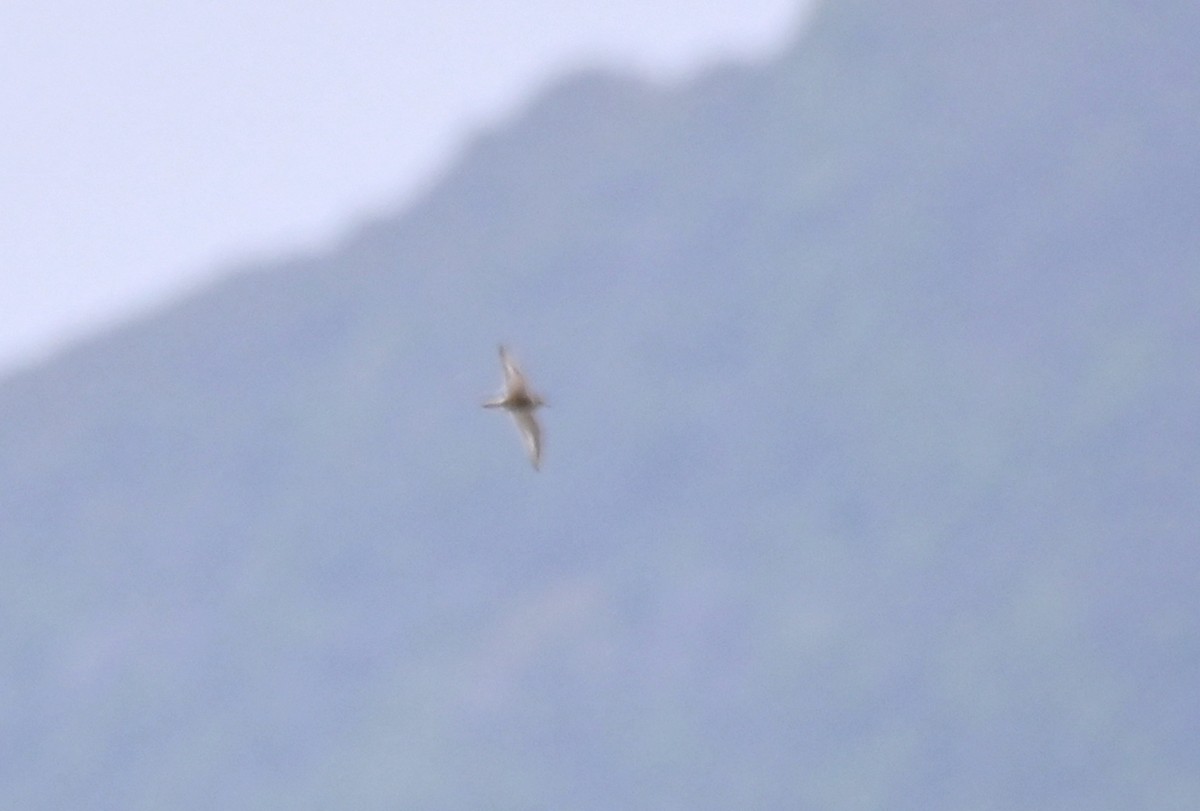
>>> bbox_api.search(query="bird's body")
[484,345,545,469]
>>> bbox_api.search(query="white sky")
[2,0,813,374]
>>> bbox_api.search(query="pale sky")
[2,1,813,374]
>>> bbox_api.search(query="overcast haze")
[2,0,811,374]
[3,1,1197,804]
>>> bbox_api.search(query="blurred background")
[1,0,804,373]
[1,0,1198,808]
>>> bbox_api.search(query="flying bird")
[484,345,546,470]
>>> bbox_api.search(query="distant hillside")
[1,0,1198,808]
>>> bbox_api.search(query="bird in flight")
[484,345,546,470]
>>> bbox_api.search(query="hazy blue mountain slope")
[1,0,1198,808]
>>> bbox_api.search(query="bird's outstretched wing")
[511,410,542,470]
[498,345,528,393]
